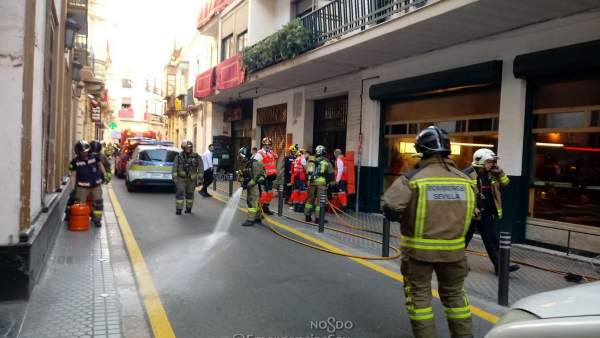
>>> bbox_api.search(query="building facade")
[0,0,101,300]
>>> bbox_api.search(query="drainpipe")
[356,75,380,213]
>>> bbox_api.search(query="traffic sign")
[109,122,117,129]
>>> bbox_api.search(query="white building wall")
[363,10,600,176]
[0,0,25,245]
[247,0,291,45]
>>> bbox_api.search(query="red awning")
[197,0,233,30]
[216,54,245,90]
[194,68,216,99]
[118,108,134,119]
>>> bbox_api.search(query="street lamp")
[65,16,81,49]
[72,58,83,82]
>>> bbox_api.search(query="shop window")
[437,120,467,133]
[592,111,600,127]
[534,111,585,129]
[468,117,498,132]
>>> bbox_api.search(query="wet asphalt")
[111,180,494,338]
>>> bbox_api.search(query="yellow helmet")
[288,144,298,154]
[261,137,273,146]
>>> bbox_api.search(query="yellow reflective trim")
[412,177,473,184]
[129,165,171,172]
[464,184,475,235]
[411,307,433,314]
[402,236,465,244]
[448,312,471,319]
[409,313,434,321]
[499,174,510,185]
[401,242,465,251]
[447,306,470,313]
[415,183,427,238]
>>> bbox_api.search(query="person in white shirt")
[199,144,214,197]
[334,148,348,209]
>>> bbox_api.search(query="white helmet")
[472,148,498,167]
[315,145,326,156]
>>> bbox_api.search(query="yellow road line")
[213,194,500,324]
[108,186,176,338]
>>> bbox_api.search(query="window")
[237,31,248,52]
[529,75,600,228]
[42,2,58,194]
[122,79,133,88]
[139,149,178,163]
[221,34,235,61]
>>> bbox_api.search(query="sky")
[103,0,201,81]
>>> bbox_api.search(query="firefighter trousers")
[74,185,103,222]
[246,184,261,222]
[401,256,472,338]
[304,183,327,217]
[175,177,196,211]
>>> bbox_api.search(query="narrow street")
[109,180,494,338]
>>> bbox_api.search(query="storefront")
[370,61,503,192]
[228,100,253,170]
[514,39,600,253]
[313,96,348,156]
[257,103,287,157]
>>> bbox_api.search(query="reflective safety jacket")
[172,152,203,180]
[291,156,307,182]
[257,148,277,177]
[70,156,103,188]
[306,156,332,186]
[381,156,476,262]
[463,166,509,219]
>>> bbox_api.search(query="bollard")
[212,168,217,191]
[498,231,511,306]
[228,173,234,197]
[382,217,391,257]
[278,184,284,216]
[318,191,326,233]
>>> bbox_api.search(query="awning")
[118,108,133,119]
[194,68,216,99]
[514,39,600,79]
[369,61,503,101]
[216,54,245,90]
[196,0,233,30]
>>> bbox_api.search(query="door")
[261,124,287,158]
[313,96,348,156]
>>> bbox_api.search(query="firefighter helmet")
[472,148,498,167]
[261,137,273,146]
[90,140,102,153]
[415,126,451,158]
[315,145,326,156]
[181,140,193,150]
[74,140,91,154]
[239,147,249,159]
[288,144,298,155]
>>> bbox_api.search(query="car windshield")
[139,149,178,163]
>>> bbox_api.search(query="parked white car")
[485,281,600,338]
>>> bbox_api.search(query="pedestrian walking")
[172,140,203,215]
[304,145,333,223]
[382,126,476,338]
[254,137,278,215]
[236,147,265,227]
[69,140,110,227]
[199,144,214,198]
[464,148,520,275]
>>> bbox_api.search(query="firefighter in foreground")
[69,140,110,227]
[382,126,476,338]
[90,140,112,176]
[254,137,278,215]
[304,145,333,223]
[236,147,265,226]
[172,140,203,215]
[464,148,520,275]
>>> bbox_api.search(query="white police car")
[125,143,179,192]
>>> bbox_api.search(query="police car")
[125,142,179,192]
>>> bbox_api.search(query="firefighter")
[304,145,333,223]
[291,148,308,212]
[172,140,203,215]
[464,148,520,275]
[90,140,112,176]
[381,126,476,338]
[236,147,265,227]
[333,148,349,210]
[69,140,109,227]
[284,144,298,206]
[254,137,278,215]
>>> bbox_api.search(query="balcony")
[203,0,600,104]
[67,0,88,35]
[73,34,88,66]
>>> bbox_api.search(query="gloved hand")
[473,207,481,218]
[102,173,112,184]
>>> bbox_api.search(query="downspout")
[356,75,379,213]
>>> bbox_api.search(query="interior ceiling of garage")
[208,0,600,104]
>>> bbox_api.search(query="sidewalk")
[211,180,600,308]
[14,186,150,338]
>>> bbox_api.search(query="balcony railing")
[301,0,430,47]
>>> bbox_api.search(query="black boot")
[176,209,182,215]
[241,220,255,227]
[93,219,102,227]
[305,215,312,223]
[263,205,273,215]
[184,208,192,214]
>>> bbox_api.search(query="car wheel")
[126,180,136,192]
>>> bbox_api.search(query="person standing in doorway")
[464,148,520,275]
[333,149,349,210]
[199,144,214,198]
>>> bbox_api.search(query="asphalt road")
[111,180,494,338]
